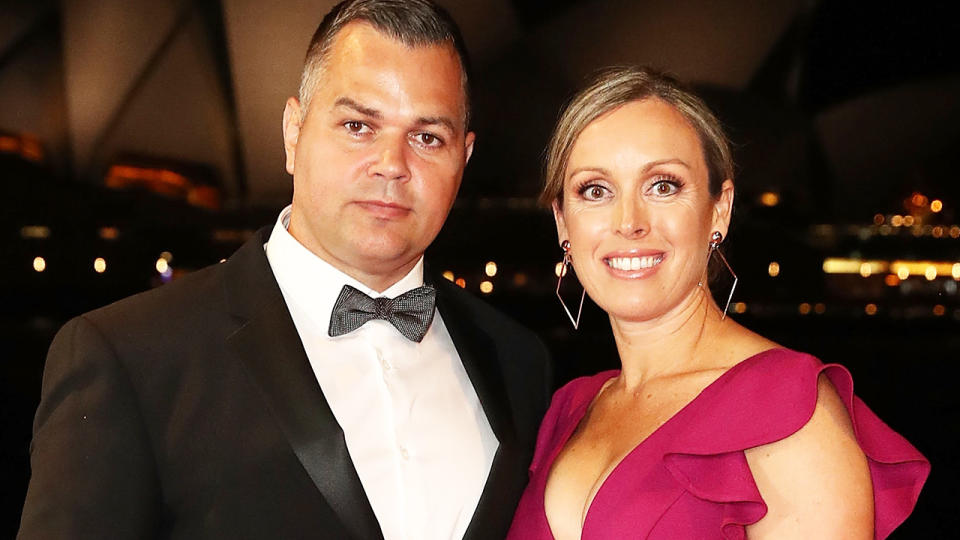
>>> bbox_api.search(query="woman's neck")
[609,287,731,391]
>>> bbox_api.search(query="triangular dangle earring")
[556,240,586,329]
[708,231,738,320]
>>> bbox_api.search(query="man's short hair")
[298,0,472,127]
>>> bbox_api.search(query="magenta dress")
[507,349,929,539]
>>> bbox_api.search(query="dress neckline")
[543,347,786,538]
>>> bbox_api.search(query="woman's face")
[554,98,733,323]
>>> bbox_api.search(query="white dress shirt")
[264,206,498,540]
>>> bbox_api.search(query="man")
[18,1,551,538]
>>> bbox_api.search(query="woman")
[507,67,929,539]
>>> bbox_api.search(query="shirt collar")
[265,205,425,332]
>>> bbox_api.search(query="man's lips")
[354,200,411,218]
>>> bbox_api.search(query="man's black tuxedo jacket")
[18,227,551,539]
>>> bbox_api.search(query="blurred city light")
[480,280,494,294]
[98,227,120,240]
[442,270,454,282]
[767,262,780,277]
[93,257,107,273]
[760,192,780,207]
[485,261,498,277]
[32,256,46,272]
[20,226,51,239]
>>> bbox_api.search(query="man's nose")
[614,195,648,238]
[367,134,411,181]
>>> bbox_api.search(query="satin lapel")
[224,228,383,540]
[433,280,522,539]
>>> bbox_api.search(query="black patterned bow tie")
[328,284,437,342]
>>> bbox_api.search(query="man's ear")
[711,179,735,238]
[552,200,568,246]
[463,131,476,165]
[282,97,303,175]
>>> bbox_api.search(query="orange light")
[884,274,900,287]
[891,215,903,227]
[767,262,780,277]
[873,214,885,225]
[93,257,107,273]
[814,303,826,314]
[931,199,943,213]
[952,263,960,280]
[484,261,498,277]
[513,273,528,287]
[859,262,872,278]
[455,278,466,288]
[911,193,928,207]
[933,226,944,238]
[865,303,878,316]
[903,215,915,227]
[798,303,811,315]
[32,256,46,272]
[925,265,937,281]
[442,270,454,282]
[20,225,51,239]
[933,304,946,316]
[760,192,780,207]
[480,280,493,294]
[733,302,747,314]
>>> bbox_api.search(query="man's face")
[283,22,474,291]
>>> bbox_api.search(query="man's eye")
[344,121,366,133]
[415,133,441,147]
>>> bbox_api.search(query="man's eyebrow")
[415,116,456,133]
[333,97,381,119]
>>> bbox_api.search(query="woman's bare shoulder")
[743,374,874,539]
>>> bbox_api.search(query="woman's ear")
[712,179,735,238]
[552,200,568,246]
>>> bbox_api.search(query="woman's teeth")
[606,255,663,271]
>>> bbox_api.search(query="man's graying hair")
[298,0,472,127]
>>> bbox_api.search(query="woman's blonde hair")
[541,66,733,208]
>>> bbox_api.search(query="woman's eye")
[652,179,680,196]
[581,184,608,200]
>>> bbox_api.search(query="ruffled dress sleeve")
[659,349,930,540]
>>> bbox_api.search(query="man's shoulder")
[435,278,519,331]
[83,227,272,333]
[83,259,229,332]
[433,277,544,351]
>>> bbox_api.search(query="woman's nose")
[614,196,648,238]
